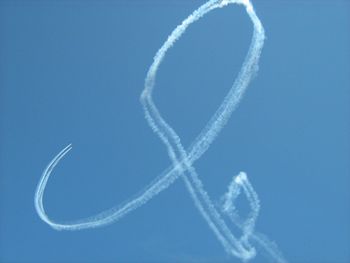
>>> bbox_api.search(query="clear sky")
[0,0,349,262]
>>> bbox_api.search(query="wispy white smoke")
[34,0,286,261]
[221,172,287,263]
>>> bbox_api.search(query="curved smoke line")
[34,0,286,262]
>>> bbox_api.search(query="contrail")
[34,0,286,261]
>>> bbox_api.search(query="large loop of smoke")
[34,1,286,262]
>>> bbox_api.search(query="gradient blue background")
[0,0,349,262]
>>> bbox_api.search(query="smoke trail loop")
[34,1,286,262]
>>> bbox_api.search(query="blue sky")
[0,1,349,262]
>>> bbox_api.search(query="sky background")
[0,0,349,262]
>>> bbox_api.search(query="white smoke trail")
[34,0,285,261]
[139,0,264,259]
[221,172,287,263]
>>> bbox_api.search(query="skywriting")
[35,0,286,262]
